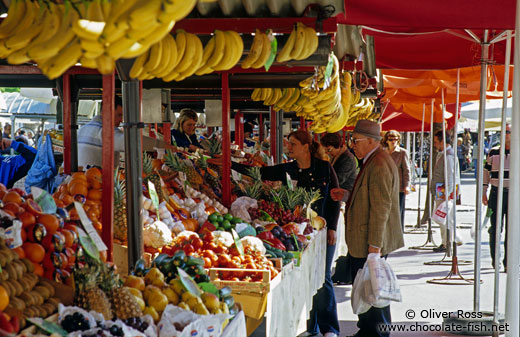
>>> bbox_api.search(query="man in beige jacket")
[331,120,404,337]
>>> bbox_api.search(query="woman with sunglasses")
[231,129,341,337]
[382,130,410,230]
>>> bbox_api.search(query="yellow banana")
[154,34,176,77]
[28,6,79,62]
[106,36,137,59]
[251,32,271,69]
[130,50,150,79]
[86,0,105,20]
[298,27,318,60]
[286,88,301,108]
[161,0,197,22]
[2,0,39,53]
[0,0,27,39]
[138,19,175,50]
[176,34,203,80]
[44,39,83,79]
[277,24,296,63]
[151,38,171,76]
[73,19,106,41]
[143,40,163,73]
[101,0,112,19]
[80,39,105,59]
[242,29,264,69]
[289,22,306,60]
[174,31,196,73]
[100,0,140,43]
[96,54,116,75]
[206,30,226,69]
[79,56,98,69]
[128,0,162,30]
[214,31,237,71]
[195,37,216,76]
[251,88,262,101]
[227,30,244,70]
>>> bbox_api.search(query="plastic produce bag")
[351,254,401,315]
[158,305,230,337]
[25,134,57,194]
[230,197,258,223]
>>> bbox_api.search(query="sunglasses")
[388,138,399,141]
[506,130,511,134]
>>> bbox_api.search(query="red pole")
[163,123,171,145]
[63,74,71,174]
[343,130,346,144]
[221,73,231,208]
[101,74,115,261]
[300,117,305,130]
[270,106,277,162]
[259,114,264,143]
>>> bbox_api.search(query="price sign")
[74,202,107,251]
[31,186,57,214]
[286,173,294,191]
[148,181,160,221]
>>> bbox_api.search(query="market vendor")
[171,108,201,151]
[0,138,37,188]
[231,129,341,337]
[78,97,174,168]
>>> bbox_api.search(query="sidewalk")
[335,172,508,337]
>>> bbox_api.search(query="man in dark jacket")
[0,138,37,188]
[321,132,357,191]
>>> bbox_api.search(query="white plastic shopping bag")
[351,254,402,315]
[432,200,453,225]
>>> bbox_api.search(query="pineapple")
[73,265,113,320]
[197,156,221,191]
[113,168,127,243]
[164,151,203,186]
[99,264,143,320]
[243,182,264,200]
[200,137,222,157]
[143,153,164,202]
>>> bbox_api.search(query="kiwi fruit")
[34,285,51,299]
[20,292,36,306]
[0,251,7,267]
[31,291,44,305]
[9,297,26,311]
[0,268,8,281]
[10,279,24,296]
[0,280,12,297]
[47,297,60,307]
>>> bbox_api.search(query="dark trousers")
[399,192,405,231]
[349,253,391,337]
[308,244,340,335]
[488,186,509,268]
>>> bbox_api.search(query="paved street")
[336,171,509,336]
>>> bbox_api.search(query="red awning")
[341,0,515,30]
[381,103,459,132]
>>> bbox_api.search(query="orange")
[20,228,27,242]
[87,189,102,201]
[12,246,25,259]
[3,202,23,215]
[69,182,88,197]
[85,167,102,181]
[58,184,68,194]
[61,229,75,248]
[2,191,22,205]
[18,211,36,228]
[23,242,45,263]
[0,285,9,311]
[37,214,60,234]
[59,193,74,205]
[32,262,44,277]
[71,172,87,181]
[88,177,102,189]
[25,198,43,216]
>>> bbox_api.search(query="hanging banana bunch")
[0,0,197,79]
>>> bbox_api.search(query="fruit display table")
[244,229,327,337]
[221,310,247,337]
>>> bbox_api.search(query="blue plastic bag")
[24,134,57,194]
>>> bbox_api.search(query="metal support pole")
[505,16,520,335]
[270,106,277,162]
[451,69,460,260]
[276,110,284,163]
[70,85,78,173]
[429,101,434,227]
[62,74,71,174]
[300,117,305,129]
[492,30,511,337]
[221,73,231,208]
[441,89,451,257]
[417,105,426,226]
[101,74,115,261]
[474,29,489,313]
[235,110,244,149]
[122,80,143,267]
[258,113,264,143]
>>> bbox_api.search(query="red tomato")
[203,257,212,268]
[203,232,215,242]
[214,245,227,254]
[192,238,203,250]
[183,244,195,255]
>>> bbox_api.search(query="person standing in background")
[171,108,201,151]
[482,125,510,272]
[2,123,11,139]
[382,130,410,231]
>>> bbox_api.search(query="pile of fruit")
[0,185,85,284]
[124,263,238,323]
[0,0,197,79]
[0,237,62,330]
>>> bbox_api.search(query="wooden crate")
[113,243,152,276]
